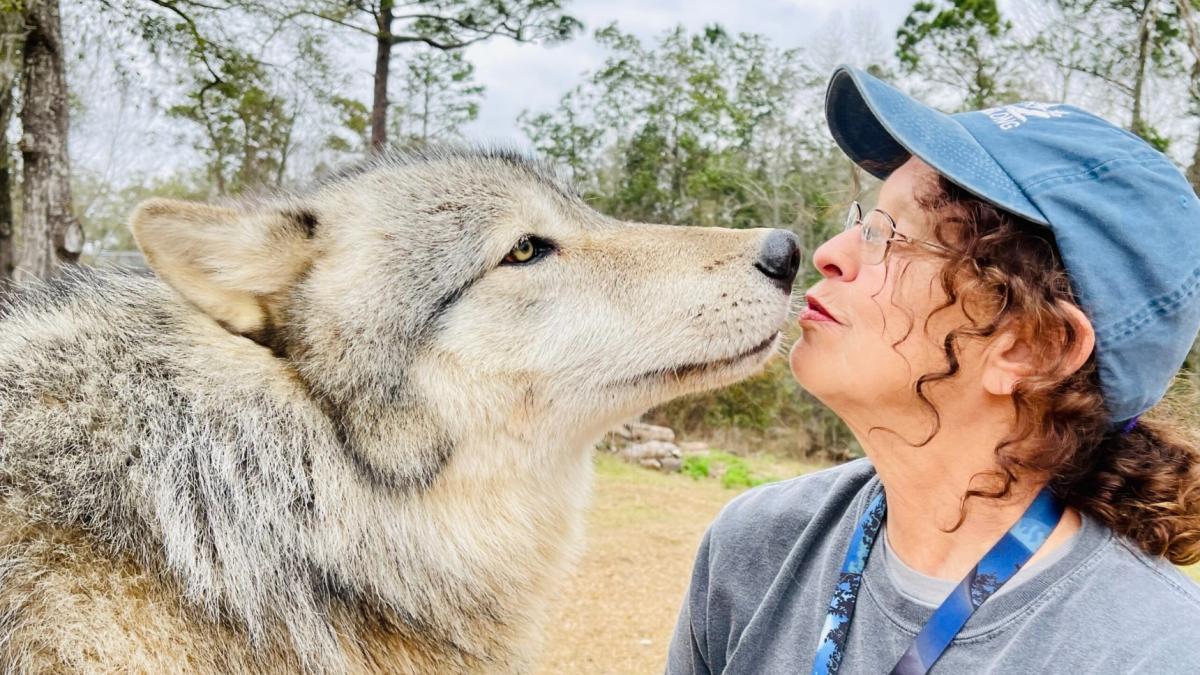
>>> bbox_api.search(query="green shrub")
[720,462,757,489]
[682,451,779,490]
[682,455,710,480]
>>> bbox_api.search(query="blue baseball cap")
[824,65,1200,425]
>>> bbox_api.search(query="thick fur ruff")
[0,148,793,673]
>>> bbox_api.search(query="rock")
[639,458,662,470]
[622,441,680,461]
[660,456,682,473]
[627,422,675,443]
[608,423,634,440]
[678,441,708,454]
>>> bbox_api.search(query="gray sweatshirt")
[666,458,1200,674]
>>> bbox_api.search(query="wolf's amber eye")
[509,237,536,263]
[502,236,553,265]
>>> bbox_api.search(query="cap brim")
[825,66,1049,227]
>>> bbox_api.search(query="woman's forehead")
[877,156,936,236]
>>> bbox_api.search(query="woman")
[667,66,1200,674]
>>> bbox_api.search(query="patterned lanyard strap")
[810,486,1064,675]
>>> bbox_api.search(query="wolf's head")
[131,149,799,492]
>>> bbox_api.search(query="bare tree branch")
[140,0,227,85]
[279,8,377,37]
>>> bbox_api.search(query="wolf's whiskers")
[787,294,808,315]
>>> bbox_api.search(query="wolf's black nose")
[756,230,801,290]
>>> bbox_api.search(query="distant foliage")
[390,49,485,146]
[80,0,338,197]
[75,171,209,256]
[1042,0,1184,152]
[325,96,371,154]
[896,0,1023,109]
[325,49,486,155]
[167,52,298,195]
[272,0,580,151]
[522,24,845,231]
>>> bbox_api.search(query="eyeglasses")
[843,201,954,265]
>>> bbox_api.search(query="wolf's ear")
[131,198,317,334]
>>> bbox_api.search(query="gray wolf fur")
[0,148,797,673]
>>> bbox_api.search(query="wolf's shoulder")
[0,266,178,329]
[0,268,191,390]
[0,506,289,673]
[707,458,875,547]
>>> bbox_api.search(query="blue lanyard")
[810,486,1064,675]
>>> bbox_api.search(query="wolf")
[0,148,799,673]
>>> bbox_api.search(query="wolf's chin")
[607,330,781,390]
[686,331,782,390]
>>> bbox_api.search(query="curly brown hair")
[889,171,1200,565]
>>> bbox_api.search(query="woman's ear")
[981,329,1034,396]
[981,302,1096,396]
[1054,300,1096,379]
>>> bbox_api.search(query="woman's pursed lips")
[801,293,841,324]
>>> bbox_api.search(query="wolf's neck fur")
[215,330,598,671]
[307,424,594,671]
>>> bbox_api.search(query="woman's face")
[789,157,980,432]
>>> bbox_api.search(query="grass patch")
[681,455,710,480]
[721,461,770,489]
[679,450,782,489]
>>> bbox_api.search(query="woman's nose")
[812,228,860,281]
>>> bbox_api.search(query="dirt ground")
[535,452,1200,674]
[535,452,818,675]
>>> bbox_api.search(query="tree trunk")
[420,68,431,143]
[370,0,393,153]
[276,111,295,187]
[1180,121,1200,192]
[0,83,15,283]
[0,9,24,284]
[17,0,81,282]
[1175,0,1200,191]
[1189,77,1200,191]
[1129,0,1155,137]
